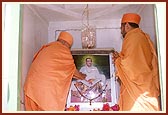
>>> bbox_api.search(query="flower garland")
[102,103,120,111]
[66,103,120,111]
[65,105,80,111]
[74,83,107,105]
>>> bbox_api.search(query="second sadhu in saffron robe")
[115,28,160,111]
[24,41,84,111]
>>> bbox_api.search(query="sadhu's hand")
[79,72,86,80]
[112,51,119,63]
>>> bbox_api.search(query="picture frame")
[66,49,120,111]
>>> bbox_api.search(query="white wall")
[48,19,123,51]
[2,3,20,112]
[20,4,48,110]
[155,3,166,112]
[140,4,157,48]
[48,5,156,52]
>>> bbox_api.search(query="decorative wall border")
[71,48,115,55]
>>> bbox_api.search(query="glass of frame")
[66,49,120,111]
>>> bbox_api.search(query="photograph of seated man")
[77,57,106,93]
[70,55,111,103]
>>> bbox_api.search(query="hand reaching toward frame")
[112,51,119,64]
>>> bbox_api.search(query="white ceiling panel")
[25,4,153,23]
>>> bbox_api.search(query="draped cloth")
[115,28,160,111]
[24,41,77,111]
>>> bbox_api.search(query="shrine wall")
[48,4,156,51]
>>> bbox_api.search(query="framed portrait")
[66,49,120,111]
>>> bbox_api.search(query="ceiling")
[26,4,150,24]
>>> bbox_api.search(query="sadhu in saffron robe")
[24,41,84,111]
[115,28,160,111]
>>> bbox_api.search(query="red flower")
[102,103,110,111]
[66,105,80,111]
[111,104,120,111]
[74,105,80,111]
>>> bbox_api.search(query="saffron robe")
[115,28,160,111]
[24,41,82,111]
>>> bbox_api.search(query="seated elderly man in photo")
[76,57,106,93]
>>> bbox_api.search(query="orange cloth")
[115,28,160,111]
[121,13,141,25]
[24,95,44,111]
[24,41,80,111]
